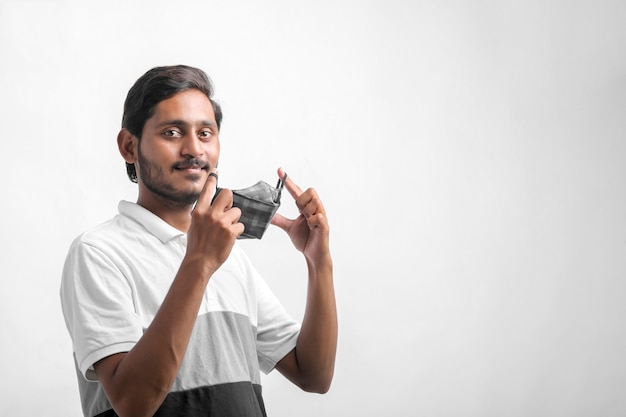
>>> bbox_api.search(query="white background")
[1,1,625,416]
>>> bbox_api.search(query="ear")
[117,128,138,163]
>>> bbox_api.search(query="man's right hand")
[186,170,244,273]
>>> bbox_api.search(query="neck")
[137,190,194,232]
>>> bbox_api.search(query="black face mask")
[214,173,287,239]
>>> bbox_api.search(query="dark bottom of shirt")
[95,381,267,417]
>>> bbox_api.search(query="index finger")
[196,169,219,208]
[278,167,303,199]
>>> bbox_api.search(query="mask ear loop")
[275,172,288,203]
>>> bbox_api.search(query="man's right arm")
[93,175,243,417]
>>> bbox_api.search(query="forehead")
[150,89,216,124]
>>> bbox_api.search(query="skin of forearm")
[97,258,216,417]
[294,256,337,393]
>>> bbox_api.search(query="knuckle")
[221,188,233,199]
[304,187,318,199]
[217,188,234,205]
[230,207,242,218]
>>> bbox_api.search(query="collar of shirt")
[118,200,186,244]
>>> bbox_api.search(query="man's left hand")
[271,167,331,266]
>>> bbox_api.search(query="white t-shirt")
[60,201,300,417]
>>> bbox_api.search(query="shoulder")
[61,212,150,289]
[69,208,153,257]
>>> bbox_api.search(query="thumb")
[271,212,292,232]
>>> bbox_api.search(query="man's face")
[135,89,220,206]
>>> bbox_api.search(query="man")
[60,65,337,417]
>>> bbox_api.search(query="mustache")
[173,158,209,170]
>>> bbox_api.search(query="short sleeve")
[60,237,143,380]
[253,270,300,374]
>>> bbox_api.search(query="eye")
[163,129,182,138]
[198,129,214,140]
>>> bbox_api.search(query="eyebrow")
[155,119,218,129]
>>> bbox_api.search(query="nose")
[180,134,203,158]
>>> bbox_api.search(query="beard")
[137,147,206,207]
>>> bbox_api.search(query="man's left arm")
[270,168,338,393]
